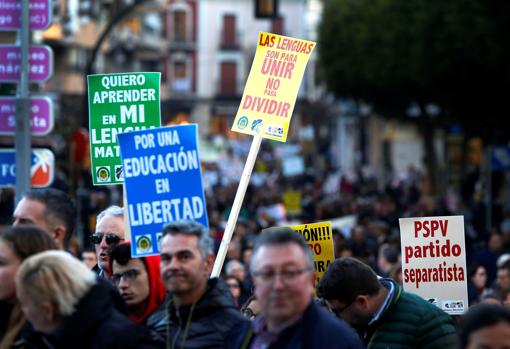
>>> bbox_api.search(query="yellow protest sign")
[232,32,316,142]
[289,221,334,285]
[283,190,302,215]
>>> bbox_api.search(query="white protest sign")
[399,215,468,315]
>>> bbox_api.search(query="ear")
[204,253,215,274]
[40,301,57,322]
[51,225,67,249]
[355,295,370,310]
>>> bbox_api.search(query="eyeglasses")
[242,307,257,319]
[252,268,311,284]
[227,283,241,289]
[112,269,141,285]
[91,233,123,245]
[332,296,357,318]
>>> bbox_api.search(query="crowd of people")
[1,139,510,348]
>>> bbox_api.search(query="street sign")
[0,97,53,135]
[0,45,53,82]
[0,0,52,30]
[492,147,510,171]
[0,148,54,187]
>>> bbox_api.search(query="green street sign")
[87,72,161,185]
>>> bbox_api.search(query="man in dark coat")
[229,227,363,349]
[317,257,457,348]
[151,220,249,349]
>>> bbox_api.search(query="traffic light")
[255,0,279,19]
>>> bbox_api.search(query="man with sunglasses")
[317,257,457,348]
[230,227,363,349]
[92,205,125,278]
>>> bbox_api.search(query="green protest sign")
[87,72,161,185]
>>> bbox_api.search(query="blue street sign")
[492,147,510,171]
[118,124,208,257]
[0,148,54,187]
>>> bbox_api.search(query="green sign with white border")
[87,72,161,185]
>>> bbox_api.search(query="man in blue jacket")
[230,227,364,349]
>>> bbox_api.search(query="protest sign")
[283,189,302,216]
[231,32,316,142]
[88,72,161,185]
[118,124,208,257]
[212,33,316,277]
[399,215,468,315]
[288,221,334,285]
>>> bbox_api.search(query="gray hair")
[16,250,96,316]
[96,205,124,225]
[162,220,213,258]
[251,227,315,272]
[226,260,245,275]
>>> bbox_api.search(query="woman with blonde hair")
[0,225,57,349]
[15,250,161,349]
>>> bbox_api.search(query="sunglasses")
[91,233,123,245]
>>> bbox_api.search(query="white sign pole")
[211,135,262,277]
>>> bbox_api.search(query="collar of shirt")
[251,315,301,349]
[368,278,394,326]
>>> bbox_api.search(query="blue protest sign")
[118,124,208,257]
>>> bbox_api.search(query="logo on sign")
[442,300,465,314]
[136,235,153,254]
[251,119,263,133]
[96,166,110,183]
[265,125,283,138]
[31,149,54,187]
[237,116,249,130]
[115,165,123,181]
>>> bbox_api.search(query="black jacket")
[146,277,250,349]
[228,300,365,349]
[21,277,162,349]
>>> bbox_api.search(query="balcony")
[215,78,244,99]
[219,30,241,51]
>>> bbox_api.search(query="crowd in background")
[2,137,510,348]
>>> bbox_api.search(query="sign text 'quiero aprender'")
[88,72,161,185]
[232,32,315,142]
[403,219,465,288]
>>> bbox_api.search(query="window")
[222,15,236,46]
[172,60,190,93]
[174,10,186,41]
[220,61,237,95]
[271,17,283,35]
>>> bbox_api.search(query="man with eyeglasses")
[92,205,126,278]
[317,257,457,348]
[229,227,363,349]
[109,242,166,343]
